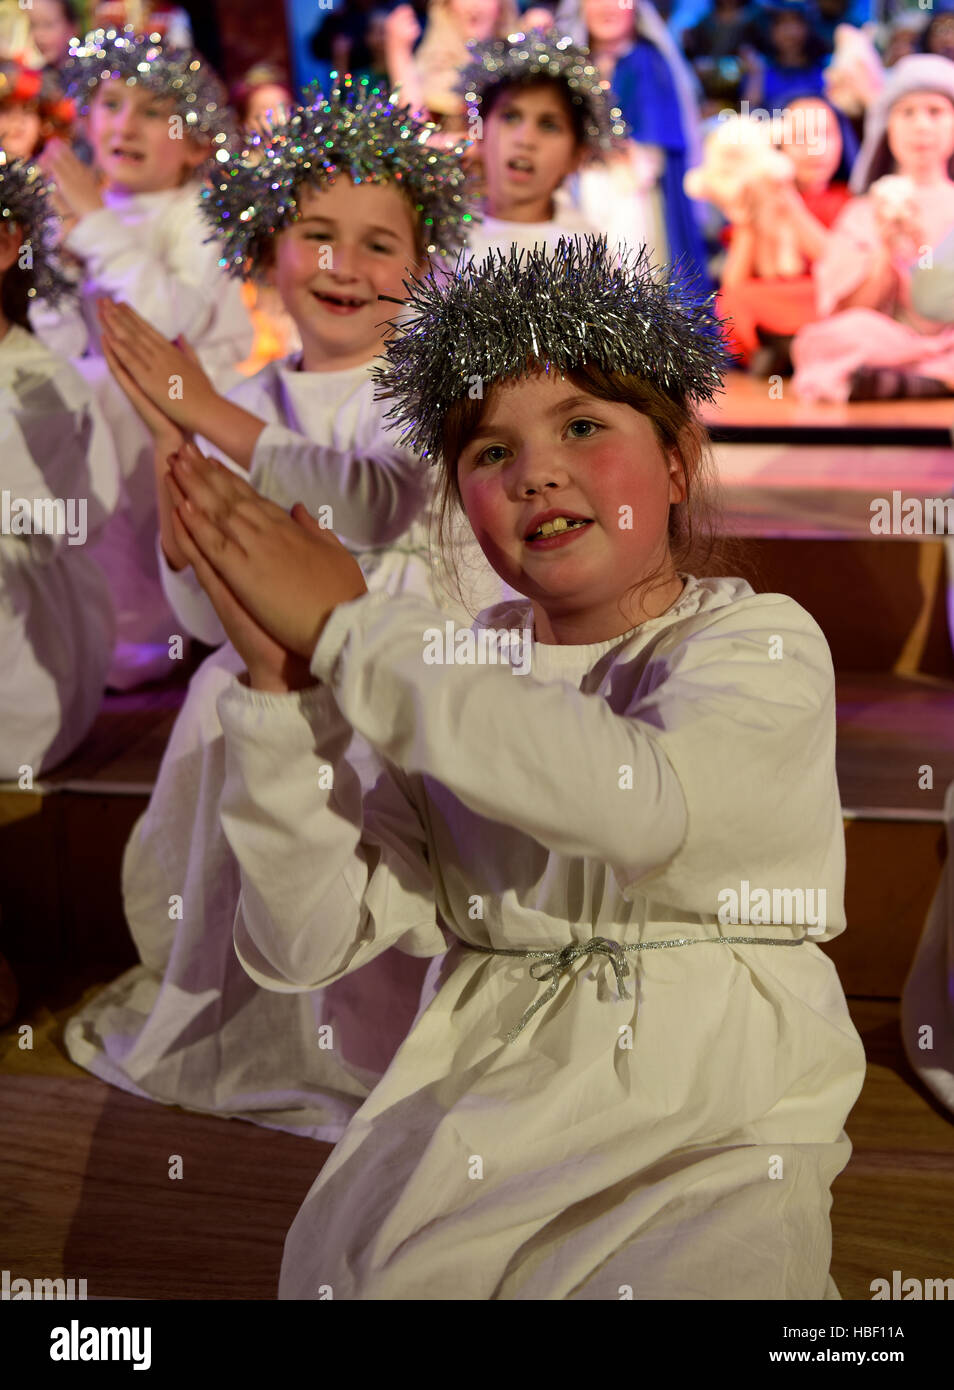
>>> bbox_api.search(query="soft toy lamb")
[825,23,884,120]
[685,113,802,277]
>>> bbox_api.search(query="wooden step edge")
[842,807,947,824]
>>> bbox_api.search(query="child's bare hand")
[168,460,314,691]
[386,4,421,54]
[40,140,105,220]
[100,320,186,446]
[168,442,369,658]
[98,298,218,431]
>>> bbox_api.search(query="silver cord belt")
[466,933,810,1043]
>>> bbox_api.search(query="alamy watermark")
[717,100,827,152]
[3,1267,87,1299]
[869,491,954,535]
[422,622,532,676]
[717,879,826,933]
[1,490,87,545]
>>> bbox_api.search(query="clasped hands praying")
[95,296,368,694]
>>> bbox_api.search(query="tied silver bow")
[475,936,634,1043]
[468,932,809,1044]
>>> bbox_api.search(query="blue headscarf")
[553,0,712,293]
[610,40,713,293]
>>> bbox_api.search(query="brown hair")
[430,363,738,619]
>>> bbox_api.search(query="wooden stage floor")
[2,376,952,1301]
[0,982,951,1301]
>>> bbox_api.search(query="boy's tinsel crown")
[200,76,476,277]
[458,29,627,153]
[63,27,233,144]
[371,236,730,462]
[0,155,74,306]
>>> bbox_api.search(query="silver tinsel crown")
[371,236,730,462]
[459,29,627,153]
[0,155,74,306]
[200,76,476,277]
[63,27,234,145]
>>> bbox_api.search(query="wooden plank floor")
[701,370,954,435]
[0,982,950,1300]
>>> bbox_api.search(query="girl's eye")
[566,419,601,439]
[474,443,510,465]
[369,241,395,254]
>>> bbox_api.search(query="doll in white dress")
[162,236,868,1299]
[64,85,506,1141]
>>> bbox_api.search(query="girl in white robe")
[31,30,253,687]
[63,87,507,1140]
[162,236,868,1299]
[0,157,120,782]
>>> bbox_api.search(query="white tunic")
[63,356,508,1140]
[464,206,598,264]
[0,326,120,779]
[214,576,867,1298]
[29,182,254,683]
[902,779,954,1114]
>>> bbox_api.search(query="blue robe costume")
[610,39,713,294]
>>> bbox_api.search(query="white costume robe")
[214,576,867,1298]
[30,182,254,685]
[464,206,597,264]
[901,779,954,1114]
[64,355,511,1139]
[0,325,120,779]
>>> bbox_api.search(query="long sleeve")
[249,422,430,547]
[217,678,444,991]
[308,588,843,920]
[0,335,121,569]
[64,191,235,349]
[308,591,689,892]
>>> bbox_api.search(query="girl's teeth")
[533,517,587,538]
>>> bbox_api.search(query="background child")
[0,56,74,160]
[385,0,519,140]
[709,95,853,375]
[64,85,504,1142]
[792,54,954,401]
[557,0,710,287]
[0,156,120,781]
[165,236,866,1299]
[458,30,614,260]
[31,26,253,686]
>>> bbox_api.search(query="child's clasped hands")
[167,443,368,692]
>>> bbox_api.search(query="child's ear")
[0,224,23,273]
[181,136,214,177]
[667,448,688,506]
[565,141,587,178]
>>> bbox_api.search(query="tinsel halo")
[200,75,475,277]
[371,235,730,462]
[458,29,627,154]
[0,155,74,306]
[63,27,234,145]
